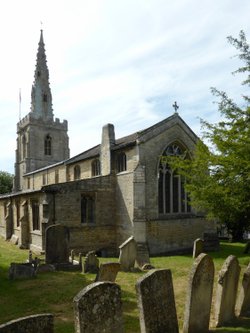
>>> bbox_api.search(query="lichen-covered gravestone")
[183,253,214,333]
[215,255,241,327]
[45,224,70,264]
[136,269,179,333]
[192,238,204,258]
[119,236,137,271]
[237,262,250,317]
[8,263,36,280]
[73,282,124,333]
[82,251,99,273]
[95,262,121,282]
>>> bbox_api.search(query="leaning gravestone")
[215,255,241,327]
[236,262,250,317]
[73,281,124,333]
[183,253,214,333]
[95,262,121,282]
[45,224,70,264]
[192,238,204,258]
[119,236,137,271]
[82,251,99,273]
[136,269,179,333]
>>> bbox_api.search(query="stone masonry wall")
[44,175,118,254]
[147,217,215,255]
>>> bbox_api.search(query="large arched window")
[74,165,81,180]
[44,134,52,155]
[158,143,191,214]
[91,159,101,177]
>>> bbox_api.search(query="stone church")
[0,31,215,256]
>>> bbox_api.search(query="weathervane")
[172,101,179,113]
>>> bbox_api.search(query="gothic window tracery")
[158,143,191,215]
[44,135,52,155]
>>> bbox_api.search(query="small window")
[74,165,81,180]
[27,177,30,189]
[42,174,47,185]
[55,170,59,184]
[117,152,127,173]
[91,159,101,176]
[32,200,40,230]
[22,135,27,160]
[44,135,52,155]
[81,194,95,224]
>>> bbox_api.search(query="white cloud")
[1,0,250,173]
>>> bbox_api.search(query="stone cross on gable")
[172,101,179,113]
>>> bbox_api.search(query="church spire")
[30,30,54,120]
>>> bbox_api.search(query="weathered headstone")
[136,269,179,333]
[215,255,241,327]
[8,263,36,280]
[119,236,137,271]
[73,282,124,333]
[183,253,214,333]
[45,224,70,264]
[236,262,250,317]
[10,234,18,245]
[70,249,75,263]
[0,313,54,333]
[82,251,99,273]
[192,238,204,258]
[95,262,121,282]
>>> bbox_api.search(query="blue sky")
[1,0,250,173]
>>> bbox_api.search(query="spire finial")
[172,101,179,113]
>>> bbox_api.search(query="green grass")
[0,238,249,332]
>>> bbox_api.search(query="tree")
[170,31,250,241]
[0,171,13,194]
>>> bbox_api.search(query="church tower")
[14,30,70,191]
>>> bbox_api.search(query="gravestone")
[215,255,241,327]
[9,263,36,280]
[119,236,137,271]
[136,269,179,333]
[82,251,99,273]
[45,224,69,264]
[10,234,18,245]
[95,262,121,282]
[70,249,75,263]
[183,253,214,333]
[73,281,124,333]
[236,262,250,317]
[192,238,204,258]
[0,314,54,333]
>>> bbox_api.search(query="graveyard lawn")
[0,238,249,333]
